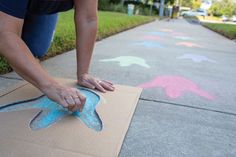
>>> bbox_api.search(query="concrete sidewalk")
[1,18,236,157]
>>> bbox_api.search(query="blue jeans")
[22,13,58,58]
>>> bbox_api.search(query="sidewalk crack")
[139,97,236,117]
[0,75,23,81]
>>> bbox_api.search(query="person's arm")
[74,0,115,92]
[0,12,85,112]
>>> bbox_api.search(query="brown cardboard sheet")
[0,78,142,157]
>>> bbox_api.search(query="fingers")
[58,99,69,108]
[102,80,113,85]
[80,79,96,89]
[78,74,115,92]
[93,80,106,93]
[82,77,106,93]
[64,96,76,107]
[57,79,114,113]
[85,79,115,92]
[88,79,115,92]
[100,81,115,91]
[60,88,86,112]
[71,96,81,112]
[63,95,77,112]
[76,90,86,112]
[43,83,87,113]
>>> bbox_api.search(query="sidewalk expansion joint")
[0,75,23,81]
[201,48,236,55]
[139,98,236,117]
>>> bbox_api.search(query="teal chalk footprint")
[0,88,102,131]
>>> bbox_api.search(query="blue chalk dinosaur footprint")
[0,88,102,131]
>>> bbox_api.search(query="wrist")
[38,79,59,93]
[77,71,88,79]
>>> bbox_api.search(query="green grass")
[196,16,221,22]
[203,22,236,39]
[97,11,155,40]
[0,56,12,75]
[47,10,156,57]
[0,11,155,74]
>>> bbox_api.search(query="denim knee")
[22,13,58,58]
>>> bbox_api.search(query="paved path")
[1,18,236,157]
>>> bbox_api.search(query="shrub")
[99,0,158,16]
[98,0,110,11]
[98,1,127,13]
[209,0,236,17]
[132,3,158,16]
[192,0,201,9]
[113,3,127,13]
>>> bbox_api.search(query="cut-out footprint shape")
[0,88,102,131]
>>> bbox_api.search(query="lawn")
[196,16,221,22]
[0,11,155,74]
[202,22,236,39]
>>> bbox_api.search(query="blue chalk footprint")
[0,88,102,131]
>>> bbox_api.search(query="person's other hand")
[41,83,86,112]
[77,73,115,93]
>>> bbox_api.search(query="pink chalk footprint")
[138,76,214,100]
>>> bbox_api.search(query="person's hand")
[77,73,115,92]
[41,83,86,112]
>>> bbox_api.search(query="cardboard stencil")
[0,79,142,157]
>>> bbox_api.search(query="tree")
[192,0,201,9]
[181,0,192,7]
[209,0,236,17]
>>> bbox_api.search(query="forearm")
[70,0,114,92]
[0,31,57,90]
[74,0,98,77]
